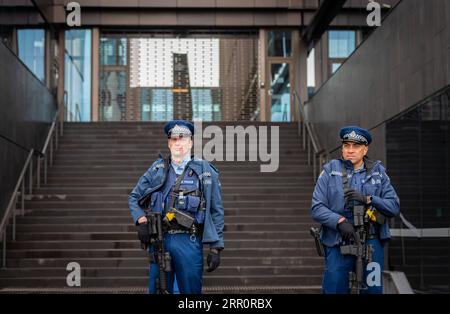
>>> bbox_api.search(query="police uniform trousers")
[148,233,203,294]
[322,237,385,294]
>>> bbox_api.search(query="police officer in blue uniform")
[128,120,224,294]
[311,126,400,294]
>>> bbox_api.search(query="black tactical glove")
[344,188,369,205]
[206,248,221,272]
[137,223,151,244]
[337,221,356,241]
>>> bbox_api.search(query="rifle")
[144,212,172,294]
[339,205,374,294]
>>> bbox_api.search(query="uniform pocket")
[174,196,201,222]
[187,196,204,224]
[186,196,200,214]
[175,195,199,212]
[150,192,164,213]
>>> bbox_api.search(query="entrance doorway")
[98,31,260,122]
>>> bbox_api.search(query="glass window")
[270,63,290,122]
[307,48,315,90]
[100,70,126,121]
[17,29,45,82]
[141,88,173,122]
[100,38,115,65]
[268,30,292,57]
[99,35,257,121]
[193,87,222,121]
[100,38,127,66]
[65,29,92,122]
[331,62,342,73]
[328,30,356,58]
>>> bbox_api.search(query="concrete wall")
[305,0,450,164]
[0,42,56,220]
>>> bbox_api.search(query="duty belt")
[166,229,190,235]
[163,221,204,237]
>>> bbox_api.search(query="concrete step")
[12,222,312,232]
[57,139,302,145]
[43,177,313,185]
[15,215,312,224]
[54,147,303,154]
[61,127,300,133]
[6,239,314,250]
[0,274,322,288]
[23,200,312,209]
[20,208,314,217]
[45,171,314,178]
[61,130,300,136]
[3,256,323,268]
[39,181,314,188]
[4,247,317,259]
[0,265,323,278]
[11,231,312,241]
[59,132,302,138]
[48,164,311,172]
[18,205,315,213]
[24,193,313,202]
[56,146,306,153]
[52,155,308,162]
[0,285,322,294]
[52,151,305,158]
[51,159,310,166]
[60,129,301,135]
[61,128,300,134]
[32,186,313,195]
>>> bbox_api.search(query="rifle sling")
[168,160,193,213]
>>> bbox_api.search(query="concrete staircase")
[0,122,322,293]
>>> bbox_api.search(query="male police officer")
[128,120,224,294]
[311,126,400,294]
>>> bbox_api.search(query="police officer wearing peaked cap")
[128,119,224,294]
[311,126,400,294]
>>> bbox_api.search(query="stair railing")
[37,109,62,188]
[1,108,62,268]
[294,90,326,181]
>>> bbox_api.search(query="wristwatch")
[366,195,373,204]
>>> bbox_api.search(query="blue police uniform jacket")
[128,156,224,249]
[311,157,400,247]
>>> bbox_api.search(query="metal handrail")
[1,108,61,268]
[37,109,60,188]
[61,90,67,136]
[0,149,34,267]
[294,90,326,181]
